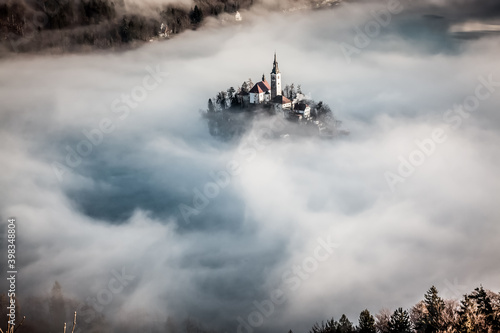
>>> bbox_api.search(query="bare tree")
[375,308,391,333]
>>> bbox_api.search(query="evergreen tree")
[289,83,296,100]
[338,314,354,333]
[241,81,249,93]
[310,319,338,333]
[207,98,214,112]
[314,101,333,123]
[216,91,227,110]
[309,321,326,333]
[189,5,203,25]
[415,286,445,333]
[119,16,131,42]
[456,295,476,333]
[328,318,340,333]
[358,309,376,333]
[469,286,500,331]
[325,318,339,333]
[388,308,412,333]
[283,84,290,99]
[227,86,236,107]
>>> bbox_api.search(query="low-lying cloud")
[1,0,500,332]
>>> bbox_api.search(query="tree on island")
[216,91,227,110]
[229,86,241,107]
[314,101,336,124]
[207,99,215,113]
[246,78,253,90]
[283,84,290,98]
[289,83,296,100]
[241,81,249,93]
[227,87,235,101]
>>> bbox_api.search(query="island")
[202,53,348,141]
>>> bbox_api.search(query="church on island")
[238,53,311,121]
[206,53,345,139]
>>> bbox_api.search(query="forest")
[304,286,500,333]
[0,0,254,54]
[1,285,499,333]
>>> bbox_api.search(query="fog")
[1,0,500,332]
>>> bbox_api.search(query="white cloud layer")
[1,0,500,332]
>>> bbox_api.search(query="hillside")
[0,0,255,55]
[0,0,341,56]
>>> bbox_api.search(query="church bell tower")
[270,53,282,99]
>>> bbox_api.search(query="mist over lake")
[1,0,500,332]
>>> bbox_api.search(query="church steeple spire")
[272,52,280,74]
[270,52,282,99]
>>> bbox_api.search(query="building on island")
[249,53,281,106]
[292,102,311,120]
[240,53,311,121]
[249,75,271,104]
[272,95,292,110]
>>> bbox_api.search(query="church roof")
[272,95,291,104]
[249,80,271,93]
